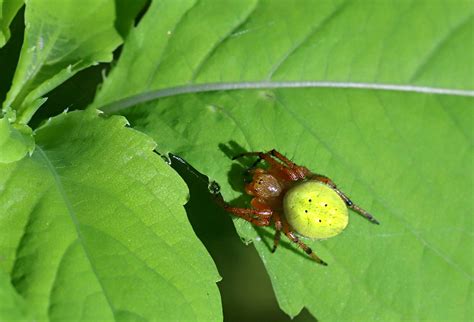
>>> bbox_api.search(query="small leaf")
[2,0,122,123]
[0,0,23,48]
[0,110,222,321]
[0,116,34,163]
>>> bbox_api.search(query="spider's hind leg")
[272,213,283,253]
[283,220,328,266]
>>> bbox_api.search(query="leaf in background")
[0,110,222,321]
[2,0,122,124]
[0,117,34,163]
[91,1,474,321]
[0,0,23,48]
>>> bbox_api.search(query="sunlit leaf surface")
[0,110,222,321]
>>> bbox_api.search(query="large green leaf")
[0,110,222,321]
[91,1,474,321]
[0,0,23,48]
[93,0,474,111]
[121,90,473,321]
[2,0,122,124]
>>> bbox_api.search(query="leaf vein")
[35,146,118,319]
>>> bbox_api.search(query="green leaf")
[93,0,474,111]
[122,90,473,321]
[91,1,474,321]
[92,0,258,109]
[0,0,23,48]
[2,0,122,124]
[0,269,32,321]
[0,110,222,321]
[0,117,34,163]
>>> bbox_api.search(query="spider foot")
[350,204,380,225]
[368,216,380,225]
[208,181,221,195]
[359,210,380,225]
[310,253,328,266]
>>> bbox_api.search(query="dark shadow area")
[0,7,24,106]
[219,141,254,192]
[114,0,150,38]
[170,153,317,322]
[29,63,107,128]
[253,226,315,263]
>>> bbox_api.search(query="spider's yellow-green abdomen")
[283,181,348,239]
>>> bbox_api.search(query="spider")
[214,149,379,265]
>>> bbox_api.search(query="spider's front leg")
[213,192,272,226]
[232,151,265,174]
[271,212,283,253]
[234,150,308,181]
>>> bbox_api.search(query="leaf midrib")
[35,146,118,319]
[99,81,474,114]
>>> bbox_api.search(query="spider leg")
[236,149,296,167]
[309,174,379,224]
[214,193,272,226]
[282,220,327,266]
[269,150,313,179]
[271,212,283,253]
[269,149,297,168]
[265,150,312,180]
[345,198,379,224]
[308,174,337,188]
[234,150,296,168]
[232,152,265,177]
[235,151,305,181]
[249,157,263,170]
